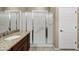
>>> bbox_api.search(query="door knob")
[60,30,63,32]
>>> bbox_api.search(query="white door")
[59,7,77,49]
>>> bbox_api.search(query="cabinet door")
[59,7,77,49]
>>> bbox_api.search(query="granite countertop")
[0,31,30,51]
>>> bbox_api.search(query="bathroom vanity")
[0,31,30,51]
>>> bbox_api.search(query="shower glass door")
[32,10,48,46]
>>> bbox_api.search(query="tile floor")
[29,47,79,51]
[29,47,55,51]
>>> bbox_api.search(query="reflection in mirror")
[0,12,9,37]
[0,11,20,38]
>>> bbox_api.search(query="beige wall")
[26,7,50,12]
[47,7,59,48]
[0,7,51,12]
[54,8,59,48]
[49,7,59,48]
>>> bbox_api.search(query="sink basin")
[4,35,20,40]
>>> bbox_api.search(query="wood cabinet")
[8,33,30,51]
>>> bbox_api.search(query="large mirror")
[0,11,20,37]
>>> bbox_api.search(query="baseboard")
[55,48,78,51]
